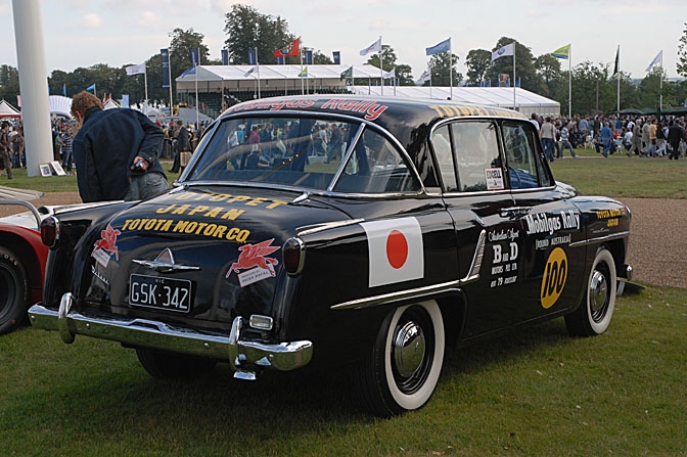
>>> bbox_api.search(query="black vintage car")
[29,95,632,417]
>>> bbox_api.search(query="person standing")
[70,91,168,202]
[0,122,13,179]
[170,120,190,174]
[628,119,643,157]
[641,118,652,157]
[540,117,556,162]
[60,124,74,172]
[600,121,614,158]
[667,120,684,160]
[559,122,577,158]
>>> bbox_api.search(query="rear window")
[188,116,420,194]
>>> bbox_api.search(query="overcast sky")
[0,0,684,81]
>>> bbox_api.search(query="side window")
[431,125,458,191]
[335,128,421,193]
[451,121,502,192]
[502,122,552,189]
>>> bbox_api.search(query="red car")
[0,200,48,335]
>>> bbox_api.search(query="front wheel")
[0,247,29,336]
[357,300,445,417]
[565,247,617,337]
[135,348,216,379]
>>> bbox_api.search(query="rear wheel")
[565,247,617,337]
[135,348,216,379]
[0,247,29,336]
[358,300,445,417]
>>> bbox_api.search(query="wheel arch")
[0,231,47,297]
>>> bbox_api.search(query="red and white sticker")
[360,217,424,287]
[92,224,121,268]
[226,238,280,287]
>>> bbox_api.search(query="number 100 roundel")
[360,217,424,287]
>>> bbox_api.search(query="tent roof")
[0,99,21,118]
[49,95,73,118]
[176,64,559,116]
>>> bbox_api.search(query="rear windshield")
[188,116,421,194]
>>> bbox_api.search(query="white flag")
[645,51,662,72]
[244,66,256,77]
[415,69,431,86]
[360,37,382,56]
[125,63,146,76]
[382,68,396,80]
[491,43,515,62]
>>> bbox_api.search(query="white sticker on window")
[485,168,504,190]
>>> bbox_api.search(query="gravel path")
[1,193,684,289]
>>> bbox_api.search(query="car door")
[501,120,586,322]
[431,120,524,338]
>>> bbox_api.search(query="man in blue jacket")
[70,91,168,202]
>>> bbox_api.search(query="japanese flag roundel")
[360,217,424,288]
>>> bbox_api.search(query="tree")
[678,22,687,78]
[395,64,414,86]
[465,49,491,86]
[487,38,538,90]
[534,54,562,96]
[428,52,462,87]
[365,44,398,71]
[223,4,293,65]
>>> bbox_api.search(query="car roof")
[221,94,527,144]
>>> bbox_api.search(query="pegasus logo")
[94,224,121,260]
[226,238,280,279]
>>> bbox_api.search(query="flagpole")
[167,52,173,118]
[568,44,572,118]
[379,36,383,96]
[512,43,516,110]
[256,47,261,99]
[449,38,453,100]
[615,45,620,116]
[143,65,149,104]
[195,48,199,129]
[659,51,663,111]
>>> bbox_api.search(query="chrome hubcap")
[589,270,608,318]
[393,320,426,379]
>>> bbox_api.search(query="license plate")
[129,274,193,313]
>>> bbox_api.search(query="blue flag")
[426,38,451,56]
[248,49,257,66]
[191,49,200,67]
[62,84,67,96]
[305,50,313,65]
[86,83,96,91]
[221,49,229,65]
[333,51,340,65]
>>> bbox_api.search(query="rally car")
[29,95,632,417]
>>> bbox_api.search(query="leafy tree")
[313,51,333,65]
[465,49,491,86]
[571,61,612,115]
[487,38,538,90]
[534,54,562,96]
[223,4,294,65]
[0,65,19,103]
[428,52,462,87]
[365,44,398,71]
[678,22,687,78]
[395,64,414,86]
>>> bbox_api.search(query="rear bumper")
[28,293,313,379]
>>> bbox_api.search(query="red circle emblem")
[386,230,409,269]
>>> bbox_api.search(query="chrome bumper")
[28,293,313,380]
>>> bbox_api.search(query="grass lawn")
[1,286,685,456]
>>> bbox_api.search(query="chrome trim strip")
[330,280,461,311]
[297,219,365,236]
[0,199,42,228]
[569,231,630,248]
[328,124,365,192]
[29,299,313,373]
[465,229,486,280]
[331,228,487,311]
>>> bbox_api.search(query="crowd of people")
[531,112,687,161]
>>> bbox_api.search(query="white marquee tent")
[0,99,21,118]
[176,64,560,117]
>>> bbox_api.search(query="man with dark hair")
[667,120,685,160]
[70,91,168,202]
[0,121,13,179]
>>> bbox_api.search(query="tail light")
[40,216,60,249]
[282,237,305,275]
